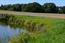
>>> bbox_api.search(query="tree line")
[0,2,65,13]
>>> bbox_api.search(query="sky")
[0,0,65,6]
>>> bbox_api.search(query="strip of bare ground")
[0,10,65,19]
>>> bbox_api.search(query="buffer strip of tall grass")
[0,14,46,32]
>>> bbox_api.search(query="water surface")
[0,24,25,43]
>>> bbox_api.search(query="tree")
[43,3,57,13]
[12,4,22,11]
[0,4,4,10]
[58,7,63,14]
[62,6,65,13]
[21,4,27,11]
[4,4,12,10]
[22,2,43,12]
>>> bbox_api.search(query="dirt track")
[0,10,65,19]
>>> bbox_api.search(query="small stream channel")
[0,24,25,43]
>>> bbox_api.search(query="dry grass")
[0,10,65,19]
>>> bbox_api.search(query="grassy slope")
[9,16,65,43]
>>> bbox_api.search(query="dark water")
[0,24,25,43]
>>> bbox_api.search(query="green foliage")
[1,2,65,13]
[43,3,58,13]
[62,6,65,14]
[22,2,43,12]
[58,7,63,14]
[0,4,22,11]
[9,32,36,43]
[12,4,22,11]
[0,14,45,32]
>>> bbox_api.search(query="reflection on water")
[0,24,25,43]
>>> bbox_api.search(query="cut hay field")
[0,10,65,19]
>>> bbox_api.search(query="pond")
[0,24,25,43]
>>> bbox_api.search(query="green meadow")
[7,15,65,43]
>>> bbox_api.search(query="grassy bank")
[0,14,65,43]
[0,14,45,32]
[9,15,65,43]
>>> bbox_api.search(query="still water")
[0,24,25,43]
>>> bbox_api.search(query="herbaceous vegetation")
[9,15,65,43]
[0,14,65,43]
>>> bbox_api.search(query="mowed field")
[0,10,65,19]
